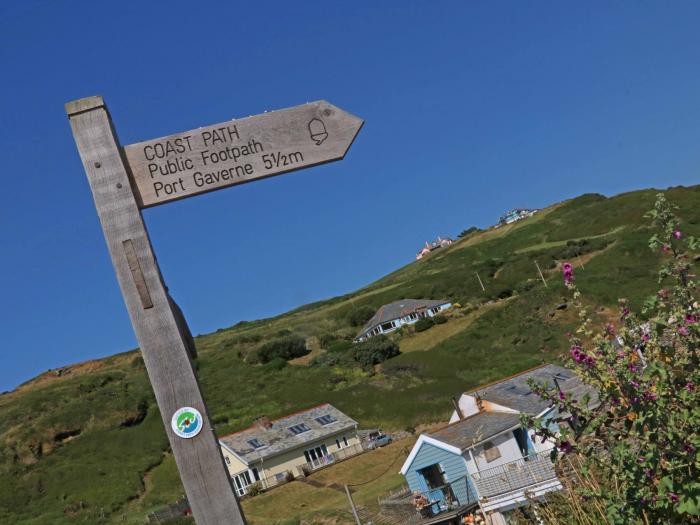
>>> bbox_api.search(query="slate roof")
[467,364,597,415]
[219,404,358,464]
[357,299,450,337]
[427,412,522,451]
[425,365,597,452]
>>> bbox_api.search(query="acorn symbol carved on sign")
[308,118,328,145]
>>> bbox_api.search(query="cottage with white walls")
[416,236,455,260]
[398,365,596,524]
[219,404,361,496]
[354,299,452,342]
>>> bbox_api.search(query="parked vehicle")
[368,433,392,449]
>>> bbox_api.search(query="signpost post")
[66,96,362,524]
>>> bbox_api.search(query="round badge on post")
[171,407,203,439]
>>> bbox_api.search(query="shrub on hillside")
[256,336,309,364]
[352,335,400,367]
[318,332,340,348]
[347,305,376,327]
[514,280,537,294]
[458,226,480,238]
[414,317,435,332]
[263,357,288,370]
[310,351,353,368]
[328,340,353,353]
[433,315,448,325]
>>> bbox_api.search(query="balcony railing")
[378,475,479,522]
[303,442,364,472]
[471,450,558,499]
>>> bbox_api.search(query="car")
[367,433,392,449]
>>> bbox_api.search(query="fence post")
[345,485,363,525]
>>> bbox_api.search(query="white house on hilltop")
[354,299,452,342]
[416,236,454,260]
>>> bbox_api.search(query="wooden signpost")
[66,96,362,525]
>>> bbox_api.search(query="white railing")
[471,450,557,499]
[377,475,479,522]
[304,442,364,472]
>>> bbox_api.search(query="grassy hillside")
[1,185,698,524]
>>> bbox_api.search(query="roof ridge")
[464,363,552,395]
[218,402,332,440]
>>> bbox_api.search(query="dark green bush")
[433,315,448,325]
[310,351,353,368]
[458,226,480,238]
[318,332,340,348]
[328,340,353,353]
[352,336,400,367]
[514,280,537,294]
[257,336,308,363]
[414,317,435,332]
[263,357,288,370]
[347,305,376,327]
[497,288,513,299]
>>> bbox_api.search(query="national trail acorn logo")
[171,407,203,439]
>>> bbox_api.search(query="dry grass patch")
[399,300,513,354]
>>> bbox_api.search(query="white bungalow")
[416,236,454,260]
[354,299,452,342]
[219,404,362,496]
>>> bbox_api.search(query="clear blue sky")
[2,1,699,392]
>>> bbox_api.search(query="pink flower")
[679,326,689,336]
[673,230,682,239]
[562,262,574,287]
[685,314,697,325]
[559,441,572,453]
[605,323,616,336]
[662,244,670,253]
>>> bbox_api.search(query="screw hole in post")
[116,183,123,189]
[324,109,332,116]
[94,161,101,168]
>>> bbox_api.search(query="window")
[483,441,501,462]
[252,467,260,481]
[513,428,531,458]
[248,438,266,449]
[343,436,348,446]
[304,445,330,464]
[233,471,253,496]
[380,322,395,331]
[418,464,446,489]
[289,423,311,435]
[315,414,337,426]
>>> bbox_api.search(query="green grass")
[0,184,698,523]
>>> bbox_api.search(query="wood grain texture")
[123,100,363,208]
[123,239,154,309]
[66,97,246,525]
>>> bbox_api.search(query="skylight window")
[315,414,337,426]
[248,438,266,449]
[289,423,311,435]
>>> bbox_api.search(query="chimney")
[253,415,272,430]
[451,397,465,421]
